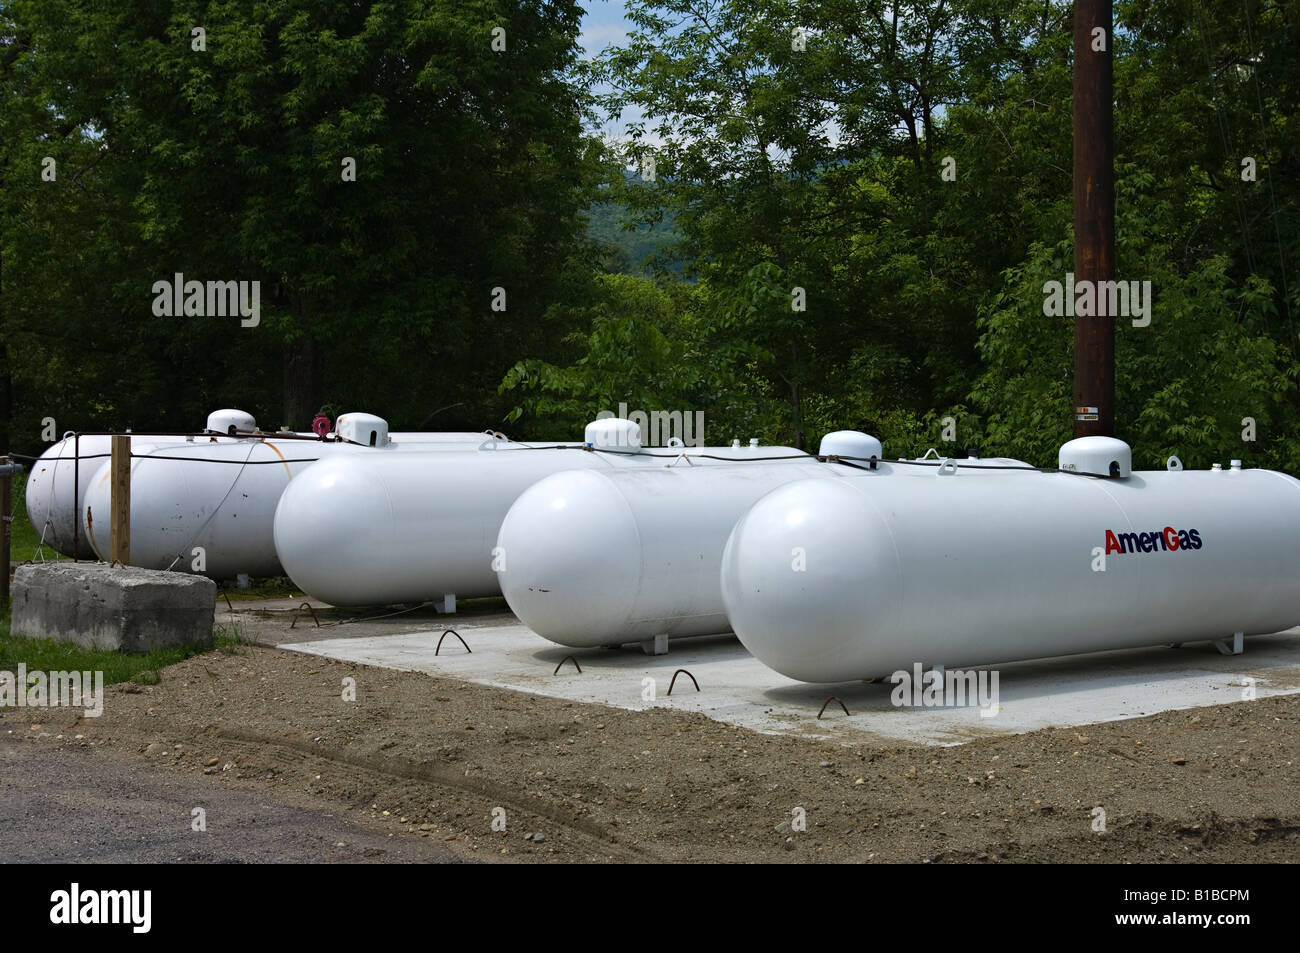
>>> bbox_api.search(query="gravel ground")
[0,734,463,863]
[2,637,1298,863]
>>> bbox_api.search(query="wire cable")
[822,455,1118,479]
[163,439,264,571]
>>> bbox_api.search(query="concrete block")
[10,563,215,653]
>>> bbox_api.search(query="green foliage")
[1,0,601,450]
[581,0,1095,450]
[501,273,700,431]
[551,0,1300,466]
[3,0,1298,473]
[975,158,1297,470]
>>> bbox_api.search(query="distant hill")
[584,174,687,277]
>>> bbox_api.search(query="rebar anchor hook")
[553,655,582,675]
[666,669,699,696]
[818,696,851,719]
[435,629,471,655]
[289,602,321,629]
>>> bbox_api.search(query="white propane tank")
[79,418,494,580]
[719,454,1300,682]
[271,421,806,607]
[24,412,263,558]
[496,443,1031,649]
[82,438,321,578]
[497,464,828,645]
[387,432,495,444]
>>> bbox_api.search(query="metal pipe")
[0,456,18,607]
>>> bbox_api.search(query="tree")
[3,0,601,445]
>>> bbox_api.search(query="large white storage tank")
[78,415,497,580]
[495,438,1029,649]
[719,448,1300,682]
[273,419,802,606]
[24,409,262,558]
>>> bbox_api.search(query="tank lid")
[819,430,883,461]
[336,412,390,448]
[206,409,257,435]
[585,417,642,453]
[1059,436,1131,478]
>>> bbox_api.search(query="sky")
[575,1,639,142]
[578,1,632,60]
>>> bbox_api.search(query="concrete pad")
[279,619,1300,746]
[11,563,215,652]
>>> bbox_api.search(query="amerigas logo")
[50,884,151,933]
[1104,526,1203,555]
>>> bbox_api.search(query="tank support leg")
[1213,632,1244,656]
[639,633,668,656]
[436,594,456,614]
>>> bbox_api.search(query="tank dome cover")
[819,431,883,461]
[1059,436,1132,478]
[206,409,257,435]
[336,412,390,447]
[585,417,642,453]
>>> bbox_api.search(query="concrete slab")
[278,619,1300,746]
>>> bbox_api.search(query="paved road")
[0,738,463,863]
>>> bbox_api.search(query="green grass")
[0,606,219,690]
[1,466,275,692]
[212,620,255,655]
[7,472,48,563]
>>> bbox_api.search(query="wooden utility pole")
[109,434,131,565]
[1073,0,1116,437]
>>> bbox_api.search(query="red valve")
[311,414,332,438]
